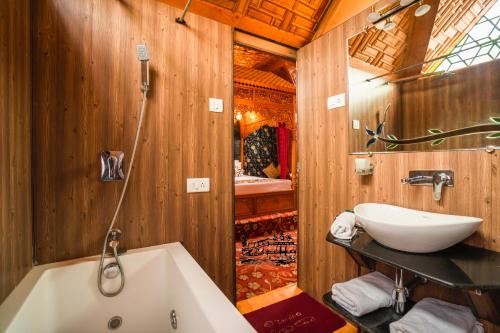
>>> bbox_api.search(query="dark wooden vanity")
[324,231,500,333]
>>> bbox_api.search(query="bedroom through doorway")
[233,41,298,303]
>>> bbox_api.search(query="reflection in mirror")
[348,0,500,153]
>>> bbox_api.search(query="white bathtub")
[0,243,255,333]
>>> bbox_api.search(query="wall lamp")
[367,0,431,30]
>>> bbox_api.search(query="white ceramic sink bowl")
[354,203,483,253]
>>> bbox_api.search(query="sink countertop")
[326,230,500,290]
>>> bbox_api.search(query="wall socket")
[187,178,210,193]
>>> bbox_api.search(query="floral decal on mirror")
[366,117,500,150]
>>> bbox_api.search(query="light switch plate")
[187,178,210,193]
[327,93,346,110]
[209,98,223,112]
[352,119,360,130]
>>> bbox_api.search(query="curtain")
[277,123,289,179]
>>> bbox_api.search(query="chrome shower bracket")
[101,151,125,181]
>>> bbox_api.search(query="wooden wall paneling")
[313,0,380,41]
[347,67,402,152]
[297,2,499,330]
[297,24,357,300]
[33,0,234,298]
[492,151,500,250]
[400,59,500,151]
[0,0,32,303]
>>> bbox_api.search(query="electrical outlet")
[209,98,223,112]
[187,178,210,193]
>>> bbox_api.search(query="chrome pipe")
[392,268,408,314]
[175,0,193,25]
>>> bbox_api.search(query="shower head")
[136,44,150,92]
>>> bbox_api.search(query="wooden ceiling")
[162,0,333,47]
[348,10,411,73]
[234,44,297,86]
[234,65,296,92]
[348,0,496,75]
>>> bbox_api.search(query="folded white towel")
[330,211,357,240]
[332,271,394,317]
[389,298,484,333]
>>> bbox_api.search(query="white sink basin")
[354,203,483,253]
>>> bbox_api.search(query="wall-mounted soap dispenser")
[101,151,125,181]
[355,158,374,175]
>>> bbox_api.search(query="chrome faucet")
[431,173,452,201]
[401,170,454,202]
[105,229,126,257]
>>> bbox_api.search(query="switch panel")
[352,119,360,130]
[209,98,224,112]
[187,178,210,193]
[327,93,346,110]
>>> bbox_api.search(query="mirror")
[348,0,500,153]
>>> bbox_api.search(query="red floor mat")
[244,292,346,333]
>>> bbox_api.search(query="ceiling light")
[375,20,386,30]
[383,19,396,31]
[367,11,381,23]
[235,112,242,121]
[415,1,431,16]
[400,0,414,6]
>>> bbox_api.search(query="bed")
[235,175,292,195]
[235,175,296,219]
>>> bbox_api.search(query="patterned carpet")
[235,212,297,301]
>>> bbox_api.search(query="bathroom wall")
[400,59,500,150]
[32,1,234,298]
[0,0,33,303]
[297,4,500,331]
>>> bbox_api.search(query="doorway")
[232,42,298,302]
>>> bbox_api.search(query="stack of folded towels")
[330,211,357,240]
[332,272,484,333]
[389,297,484,333]
[331,271,394,316]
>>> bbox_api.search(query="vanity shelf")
[323,292,414,333]
[323,230,500,326]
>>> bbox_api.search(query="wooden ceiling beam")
[256,59,296,84]
[235,0,250,13]
[234,31,297,59]
[161,0,309,48]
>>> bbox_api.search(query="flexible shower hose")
[98,89,148,297]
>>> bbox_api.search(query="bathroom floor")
[237,284,356,333]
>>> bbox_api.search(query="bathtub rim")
[0,242,254,333]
